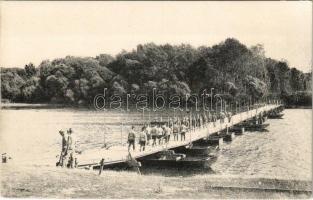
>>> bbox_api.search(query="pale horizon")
[0,1,312,72]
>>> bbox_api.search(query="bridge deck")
[76,104,280,167]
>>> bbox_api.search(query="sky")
[0,1,312,72]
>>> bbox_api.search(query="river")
[0,108,311,181]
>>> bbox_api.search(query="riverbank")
[1,164,311,198]
[285,105,312,109]
[0,103,66,109]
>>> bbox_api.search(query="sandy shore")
[0,164,311,198]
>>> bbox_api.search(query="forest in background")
[1,38,311,108]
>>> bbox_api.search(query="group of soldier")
[127,111,233,152]
[57,111,233,166]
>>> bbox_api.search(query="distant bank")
[282,91,312,108]
[284,105,312,109]
[0,103,66,109]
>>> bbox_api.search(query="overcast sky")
[1,1,312,72]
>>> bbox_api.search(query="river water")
[0,108,311,181]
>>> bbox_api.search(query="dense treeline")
[1,38,311,107]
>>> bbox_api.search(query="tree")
[1,69,26,101]
[25,63,36,77]
[290,68,303,92]
[276,61,291,95]
[244,75,268,99]
[45,75,68,102]
[96,54,114,67]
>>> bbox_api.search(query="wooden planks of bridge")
[76,104,281,168]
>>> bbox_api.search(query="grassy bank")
[1,164,311,198]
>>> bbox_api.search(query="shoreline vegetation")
[1,38,312,108]
[0,102,311,110]
[1,164,311,198]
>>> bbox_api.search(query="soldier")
[173,122,179,141]
[227,111,232,123]
[220,112,225,123]
[66,128,76,168]
[203,113,208,127]
[151,124,158,147]
[128,126,136,151]
[197,114,201,128]
[180,123,187,141]
[163,124,171,143]
[167,124,172,142]
[212,112,217,127]
[157,124,164,145]
[184,117,189,127]
[139,127,147,152]
[191,116,196,131]
[2,153,7,163]
[145,124,151,145]
[58,130,67,167]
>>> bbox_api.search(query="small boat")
[229,127,245,134]
[246,123,269,130]
[138,150,217,168]
[175,144,219,156]
[268,113,284,119]
[231,123,269,132]
[192,134,223,146]
[139,156,217,169]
